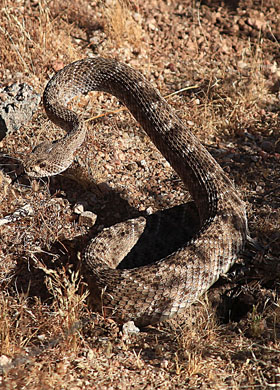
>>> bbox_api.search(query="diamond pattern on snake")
[24,58,248,327]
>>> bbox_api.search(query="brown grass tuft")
[0,0,81,83]
[102,0,146,52]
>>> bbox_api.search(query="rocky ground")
[0,0,279,389]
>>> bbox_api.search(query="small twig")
[0,203,34,226]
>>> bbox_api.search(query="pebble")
[122,321,140,336]
[0,354,11,368]
[78,211,97,227]
[73,203,86,214]
[139,159,146,166]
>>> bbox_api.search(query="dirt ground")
[0,0,279,389]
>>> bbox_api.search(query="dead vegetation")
[0,0,280,389]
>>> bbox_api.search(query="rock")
[146,206,153,215]
[0,354,12,371]
[78,211,97,227]
[73,202,88,214]
[122,321,140,336]
[0,82,40,140]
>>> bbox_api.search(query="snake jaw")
[25,160,51,177]
[24,141,73,177]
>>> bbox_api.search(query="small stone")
[117,151,126,161]
[52,60,65,72]
[87,349,95,361]
[146,206,153,215]
[237,60,248,69]
[122,321,140,336]
[139,159,148,168]
[78,211,97,227]
[148,21,157,31]
[0,354,11,368]
[247,16,266,31]
[160,359,169,369]
[73,203,85,214]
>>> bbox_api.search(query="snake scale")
[25,57,248,327]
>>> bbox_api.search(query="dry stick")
[0,204,34,226]
[85,85,199,123]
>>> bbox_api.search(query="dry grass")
[0,0,82,86]
[0,0,280,389]
[103,0,146,51]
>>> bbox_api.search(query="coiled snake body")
[25,58,248,327]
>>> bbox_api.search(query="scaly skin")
[25,58,248,326]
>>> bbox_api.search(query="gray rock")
[122,321,140,338]
[0,82,40,140]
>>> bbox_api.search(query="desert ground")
[0,0,279,389]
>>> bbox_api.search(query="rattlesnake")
[24,57,248,327]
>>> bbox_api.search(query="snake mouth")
[24,141,74,177]
[27,168,67,178]
[25,159,67,178]
[25,166,48,178]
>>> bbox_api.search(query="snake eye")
[38,162,47,168]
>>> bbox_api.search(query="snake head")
[24,141,73,177]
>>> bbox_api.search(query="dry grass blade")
[85,85,200,122]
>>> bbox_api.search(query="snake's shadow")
[119,202,199,269]
[46,171,201,268]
